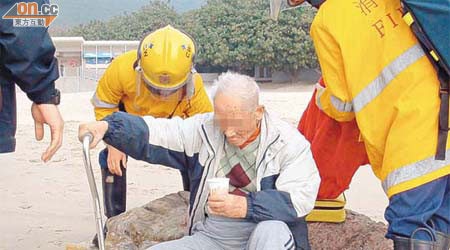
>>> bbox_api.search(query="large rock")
[308,212,392,250]
[98,191,392,250]
[106,191,190,250]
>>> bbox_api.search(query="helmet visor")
[142,74,189,102]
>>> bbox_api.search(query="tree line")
[64,0,318,77]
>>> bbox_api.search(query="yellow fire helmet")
[134,25,196,94]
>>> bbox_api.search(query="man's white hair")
[212,71,260,111]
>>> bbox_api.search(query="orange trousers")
[298,78,369,199]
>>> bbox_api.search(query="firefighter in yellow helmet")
[271,0,449,249]
[90,25,213,246]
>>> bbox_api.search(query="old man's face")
[214,93,263,147]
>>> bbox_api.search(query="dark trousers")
[0,82,16,153]
[385,175,450,240]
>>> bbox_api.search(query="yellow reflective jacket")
[92,50,213,121]
[311,0,450,197]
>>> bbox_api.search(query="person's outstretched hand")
[31,103,64,162]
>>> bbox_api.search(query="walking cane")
[81,133,106,250]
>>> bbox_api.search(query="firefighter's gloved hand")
[106,145,127,176]
[78,121,108,149]
[31,103,64,163]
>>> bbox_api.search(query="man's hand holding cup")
[207,178,247,219]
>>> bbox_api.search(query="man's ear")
[255,105,265,121]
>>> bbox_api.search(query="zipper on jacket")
[189,125,216,234]
[256,135,280,173]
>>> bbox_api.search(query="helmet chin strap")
[133,31,147,72]
[186,67,196,99]
[133,49,143,109]
[133,71,143,112]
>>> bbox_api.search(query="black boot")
[436,231,450,250]
[393,235,438,250]
[102,166,127,218]
[92,166,127,248]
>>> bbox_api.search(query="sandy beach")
[0,83,388,250]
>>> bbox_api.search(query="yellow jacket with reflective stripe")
[92,50,213,121]
[311,0,450,197]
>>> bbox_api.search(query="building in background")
[52,37,139,92]
[51,37,319,93]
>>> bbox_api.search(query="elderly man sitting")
[79,72,320,250]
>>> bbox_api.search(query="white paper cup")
[206,177,229,195]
